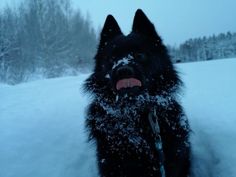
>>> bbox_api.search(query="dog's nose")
[116,66,134,77]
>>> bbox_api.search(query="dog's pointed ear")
[99,15,123,48]
[132,9,159,40]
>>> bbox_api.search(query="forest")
[0,0,97,84]
[168,32,236,63]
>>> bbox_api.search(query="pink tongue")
[116,78,142,90]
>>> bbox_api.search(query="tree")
[0,0,98,84]
[169,32,236,63]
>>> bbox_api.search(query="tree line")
[168,32,236,63]
[0,0,97,84]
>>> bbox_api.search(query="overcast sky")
[1,0,236,45]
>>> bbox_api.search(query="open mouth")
[116,78,142,90]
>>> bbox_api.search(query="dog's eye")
[135,53,146,62]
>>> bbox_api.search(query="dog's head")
[85,9,181,103]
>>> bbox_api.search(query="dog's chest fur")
[87,94,185,156]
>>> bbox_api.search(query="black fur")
[84,9,191,177]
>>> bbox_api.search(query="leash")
[148,107,166,177]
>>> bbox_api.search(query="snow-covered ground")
[0,58,236,177]
[178,59,236,177]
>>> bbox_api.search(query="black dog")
[84,9,191,177]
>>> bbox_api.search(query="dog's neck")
[95,92,173,118]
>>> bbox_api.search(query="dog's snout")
[116,66,134,77]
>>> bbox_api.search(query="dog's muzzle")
[114,66,142,91]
